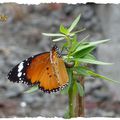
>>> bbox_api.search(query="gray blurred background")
[0,3,120,117]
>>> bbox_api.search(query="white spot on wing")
[18,72,22,77]
[18,62,24,72]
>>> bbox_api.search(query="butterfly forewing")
[8,52,50,85]
[26,53,50,84]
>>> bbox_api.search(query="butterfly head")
[52,44,59,51]
[52,44,61,57]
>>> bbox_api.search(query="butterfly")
[7,45,69,93]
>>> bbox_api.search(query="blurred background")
[0,3,120,117]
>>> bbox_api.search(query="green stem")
[65,36,72,62]
[65,35,75,118]
[68,68,74,118]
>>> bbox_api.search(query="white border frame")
[0,0,120,4]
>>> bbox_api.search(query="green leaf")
[24,86,39,93]
[69,35,89,54]
[67,68,75,95]
[73,58,113,65]
[52,37,65,42]
[69,35,78,51]
[76,82,84,96]
[72,39,110,55]
[68,14,81,32]
[73,46,96,58]
[89,39,110,46]
[42,33,65,37]
[70,28,86,35]
[74,66,90,76]
[60,24,69,35]
[85,54,96,60]
[71,35,77,44]
[87,69,120,84]
[62,42,69,47]
[68,28,86,37]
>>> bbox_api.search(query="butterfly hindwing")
[26,53,60,93]
[51,47,69,87]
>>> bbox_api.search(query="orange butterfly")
[7,45,69,93]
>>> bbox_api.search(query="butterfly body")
[7,46,69,93]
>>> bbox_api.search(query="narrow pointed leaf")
[74,67,90,76]
[72,39,110,55]
[70,28,86,35]
[42,33,65,37]
[73,46,96,58]
[87,70,120,84]
[70,35,89,53]
[73,58,113,65]
[52,37,65,42]
[85,54,96,60]
[24,86,39,93]
[68,14,81,32]
[60,24,69,34]
[69,35,78,51]
[89,39,110,46]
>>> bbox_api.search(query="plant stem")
[75,76,84,117]
[65,36,72,62]
[68,68,74,118]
